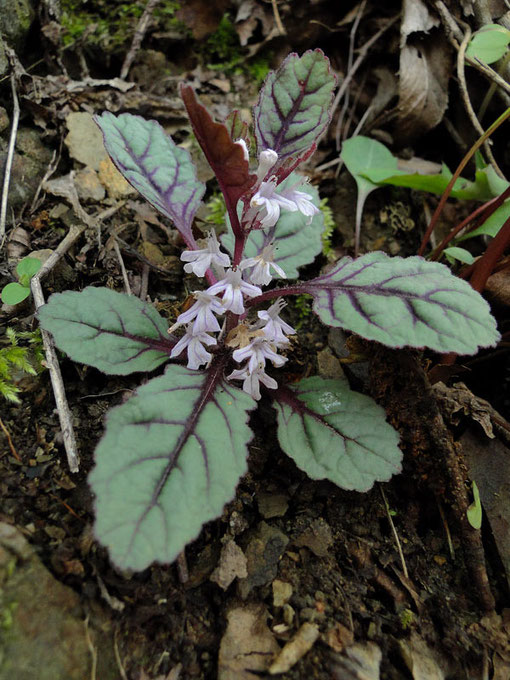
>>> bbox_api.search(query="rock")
[218,604,280,680]
[0,36,7,80]
[0,523,117,680]
[269,623,320,675]
[74,167,105,202]
[0,128,53,210]
[210,540,248,591]
[64,112,108,170]
[238,522,289,599]
[272,579,293,607]
[98,157,135,198]
[293,518,333,558]
[258,492,289,519]
[0,0,35,49]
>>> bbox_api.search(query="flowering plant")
[39,51,500,571]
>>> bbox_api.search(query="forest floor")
[1,1,510,678]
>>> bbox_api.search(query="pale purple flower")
[250,180,297,228]
[227,365,278,401]
[206,268,262,315]
[257,298,296,346]
[180,230,231,278]
[240,244,287,286]
[171,291,224,334]
[170,325,217,370]
[256,149,278,181]
[280,180,320,225]
[233,337,287,374]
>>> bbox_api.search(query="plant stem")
[418,106,510,256]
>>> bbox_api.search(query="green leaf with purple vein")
[89,362,256,571]
[38,287,174,375]
[95,112,205,248]
[274,376,402,492]
[294,251,500,354]
[254,49,336,160]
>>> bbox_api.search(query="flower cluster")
[170,149,317,399]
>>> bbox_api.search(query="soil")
[1,1,510,679]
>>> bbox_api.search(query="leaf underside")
[221,174,324,279]
[297,252,500,354]
[274,376,402,492]
[89,362,256,571]
[180,85,256,206]
[38,287,175,375]
[254,49,336,160]
[95,112,205,247]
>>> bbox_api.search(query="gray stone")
[0,0,35,50]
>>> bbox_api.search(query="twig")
[380,485,409,579]
[0,417,21,460]
[270,0,286,35]
[140,262,149,301]
[437,499,455,559]
[113,629,128,680]
[456,22,505,178]
[176,550,189,584]
[31,277,80,473]
[331,14,400,150]
[113,239,132,295]
[120,0,161,80]
[84,616,98,680]
[0,74,20,249]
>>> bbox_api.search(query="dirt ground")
[1,1,510,678]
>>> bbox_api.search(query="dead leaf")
[485,267,510,307]
[177,0,230,39]
[210,539,248,590]
[293,518,333,557]
[434,382,495,438]
[218,604,279,680]
[269,622,319,674]
[398,0,451,140]
[330,641,382,680]
[64,112,107,170]
[326,622,355,653]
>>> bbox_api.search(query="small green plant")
[466,24,510,64]
[320,197,336,258]
[0,328,44,403]
[204,193,227,226]
[1,257,41,306]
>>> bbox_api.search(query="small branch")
[120,0,161,80]
[113,239,132,295]
[0,74,20,249]
[0,417,21,461]
[270,0,286,35]
[380,485,409,579]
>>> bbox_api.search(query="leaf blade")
[89,361,256,571]
[254,49,336,160]
[95,112,205,247]
[38,287,174,375]
[295,252,500,354]
[274,376,402,492]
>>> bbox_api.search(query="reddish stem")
[469,214,510,292]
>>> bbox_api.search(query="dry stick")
[478,50,510,121]
[418,106,510,256]
[330,14,400,141]
[270,0,286,35]
[31,224,86,474]
[437,499,455,560]
[335,0,367,150]
[0,417,21,460]
[113,239,132,296]
[84,616,98,680]
[434,1,510,101]
[140,263,149,301]
[0,74,20,249]
[120,0,161,80]
[456,24,505,178]
[380,485,409,579]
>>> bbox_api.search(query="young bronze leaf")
[180,85,256,235]
[274,376,402,492]
[253,49,336,161]
[38,287,174,375]
[89,361,256,571]
[95,112,205,248]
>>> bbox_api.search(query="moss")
[319,197,336,258]
[60,0,146,49]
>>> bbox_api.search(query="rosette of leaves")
[38,50,500,572]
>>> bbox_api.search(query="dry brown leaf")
[398,0,451,140]
[218,604,279,680]
[177,0,230,40]
[330,641,382,680]
[434,382,495,438]
[485,267,510,307]
[399,633,446,679]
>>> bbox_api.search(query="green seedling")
[1,257,41,306]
